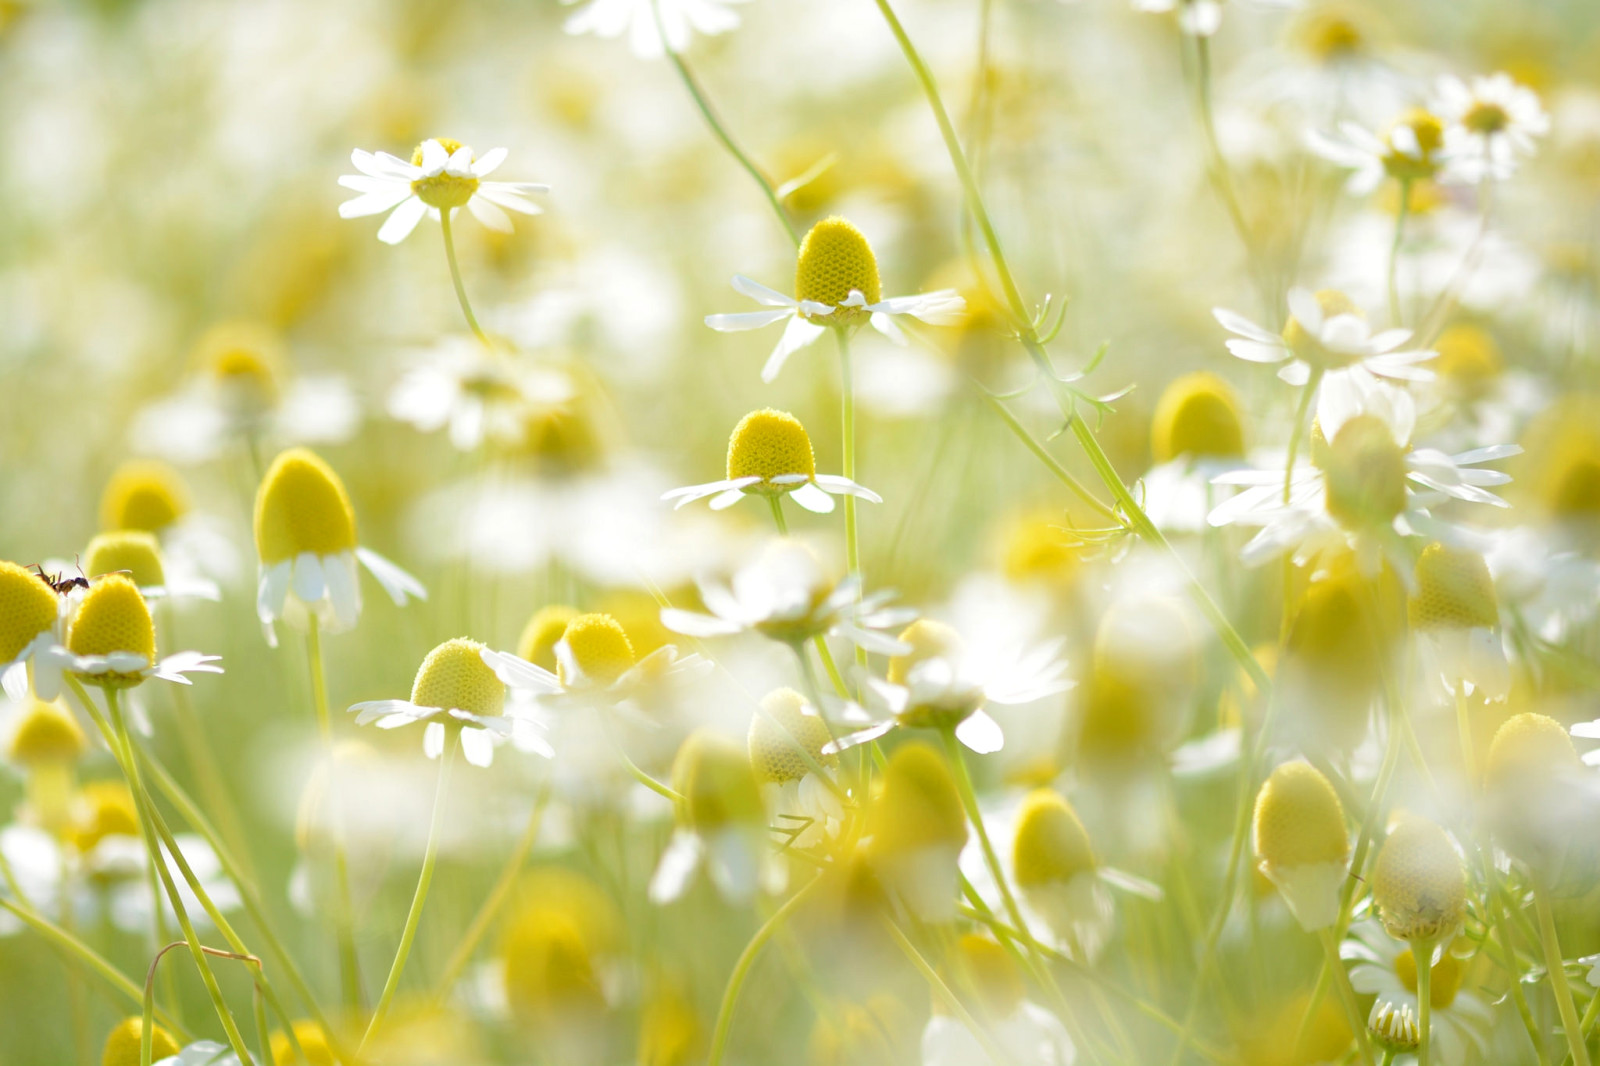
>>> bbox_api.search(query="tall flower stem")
[1533,879,1593,1066]
[707,875,821,1066]
[360,730,459,1055]
[881,916,1007,1065]
[1388,179,1414,326]
[305,616,362,1015]
[767,494,850,696]
[1413,938,1435,1066]
[938,728,1027,944]
[835,328,868,673]
[1190,34,1270,309]
[440,209,490,346]
[1316,927,1375,1066]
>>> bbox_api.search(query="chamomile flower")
[253,447,425,644]
[1308,108,1447,196]
[1130,0,1296,39]
[83,531,219,604]
[562,0,749,58]
[100,461,239,584]
[705,217,964,383]
[0,559,66,702]
[921,935,1075,1066]
[1213,288,1436,387]
[1208,375,1519,571]
[1431,72,1549,184]
[649,729,773,904]
[1139,372,1252,533]
[32,575,222,697]
[1407,541,1508,701]
[1252,761,1349,931]
[102,1018,181,1066]
[660,538,913,653]
[748,687,844,849]
[1343,921,1493,1062]
[338,138,549,246]
[866,741,968,922]
[662,408,881,514]
[389,338,578,453]
[829,619,1070,756]
[348,638,514,768]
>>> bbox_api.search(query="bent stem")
[305,616,362,1015]
[1533,879,1593,1066]
[142,942,263,1066]
[707,875,822,1066]
[360,730,459,1055]
[440,209,490,346]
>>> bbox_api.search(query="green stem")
[982,390,1118,522]
[653,0,799,247]
[1478,841,1550,1065]
[881,916,1007,1064]
[1317,926,1374,1066]
[1414,938,1434,1066]
[938,729,1027,941]
[766,493,850,697]
[707,876,821,1066]
[1533,880,1593,1066]
[440,209,490,346]
[1388,179,1413,326]
[836,328,867,674]
[1191,33,1268,307]
[359,730,459,1055]
[306,617,362,1015]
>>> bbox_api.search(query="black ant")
[28,557,91,596]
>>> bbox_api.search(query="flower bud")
[1253,761,1350,931]
[101,461,189,534]
[102,1017,179,1066]
[1371,814,1466,943]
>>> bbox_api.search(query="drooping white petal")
[467,195,514,233]
[704,309,794,332]
[761,316,828,383]
[356,547,427,605]
[423,721,446,759]
[648,830,705,904]
[955,709,1005,754]
[789,482,836,514]
[376,197,428,245]
[813,475,883,503]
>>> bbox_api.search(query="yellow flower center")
[1383,109,1445,182]
[517,604,579,672]
[887,618,962,686]
[869,741,968,854]
[1409,542,1497,630]
[1484,712,1582,792]
[1150,371,1246,463]
[410,637,504,717]
[102,1017,180,1066]
[952,935,1025,1020]
[1318,414,1409,529]
[270,1022,336,1066]
[1253,761,1349,869]
[1393,949,1464,1009]
[0,559,61,662]
[558,613,636,686]
[1371,815,1467,942]
[638,988,700,1066]
[795,217,882,324]
[72,781,141,853]
[100,461,190,533]
[1433,324,1501,398]
[253,448,359,564]
[1463,101,1510,135]
[84,531,166,588]
[725,408,817,488]
[1295,8,1364,61]
[1283,289,1363,369]
[1012,788,1096,887]
[999,510,1079,587]
[748,687,838,784]
[67,576,156,684]
[671,729,765,831]
[7,699,86,767]
[410,137,480,210]
[503,912,606,1022]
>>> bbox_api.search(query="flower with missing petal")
[338,138,549,245]
[662,409,881,515]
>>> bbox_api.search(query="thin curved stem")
[1533,880,1592,1066]
[707,875,822,1066]
[305,617,362,1015]
[881,916,1005,1065]
[440,209,490,346]
[982,390,1118,522]
[1191,34,1269,309]
[360,731,459,1055]
[1317,926,1374,1066]
[142,943,264,1066]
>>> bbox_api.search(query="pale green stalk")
[305,616,362,1014]
[440,209,490,346]
[1533,881,1592,1066]
[1317,926,1374,1066]
[881,916,1006,1065]
[767,494,850,696]
[359,729,459,1055]
[1414,938,1434,1066]
[1388,179,1413,325]
[835,328,867,672]
[708,875,822,1066]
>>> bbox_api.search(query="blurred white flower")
[1130,0,1297,39]
[563,0,750,58]
[1344,921,1493,1062]
[338,139,549,245]
[389,339,577,453]
[1432,72,1549,184]
[1214,287,1435,388]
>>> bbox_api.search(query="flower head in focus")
[35,575,222,696]
[339,138,549,245]
[663,409,881,514]
[348,637,513,767]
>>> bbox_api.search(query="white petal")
[730,274,799,308]
[376,197,428,245]
[813,475,883,503]
[471,146,508,177]
[291,552,326,606]
[705,309,794,332]
[356,547,427,605]
[761,316,828,383]
[467,195,514,233]
[789,483,836,514]
[460,728,496,767]
[339,187,413,219]
[423,721,445,759]
[659,608,745,638]
[649,831,705,904]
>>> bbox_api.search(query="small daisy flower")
[1482,714,1593,878]
[1368,814,1467,946]
[922,935,1074,1066]
[660,538,914,653]
[1344,921,1493,1063]
[866,741,968,923]
[389,338,578,453]
[829,618,1071,756]
[562,0,749,58]
[2,696,88,836]
[1252,761,1349,932]
[0,560,67,702]
[1431,72,1549,184]
[661,408,881,514]
[649,729,774,904]
[748,687,845,850]
[705,217,964,383]
[1308,108,1447,195]
[1140,371,1252,533]
[338,138,549,246]
[253,447,425,645]
[33,575,222,697]
[1407,541,1508,701]
[348,638,513,768]
[100,461,239,585]
[1213,287,1436,387]
[83,531,219,604]
[1208,376,1520,571]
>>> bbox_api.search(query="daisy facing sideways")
[339,138,549,245]
[1214,287,1436,387]
[349,638,514,768]
[705,217,964,383]
[662,408,881,515]
[33,575,222,698]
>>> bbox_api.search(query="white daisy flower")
[338,138,549,246]
[705,217,963,383]
[649,730,779,905]
[1208,375,1519,571]
[99,461,241,586]
[348,638,513,768]
[389,338,578,453]
[1213,287,1436,388]
[253,448,425,646]
[1407,541,1510,703]
[1307,109,1446,196]
[662,408,881,515]
[0,825,62,934]
[1140,371,1253,533]
[562,0,749,58]
[829,619,1071,756]
[0,560,67,703]
[748,687,848,850]
[1484,526,1600,642]
[660,538,914,653]
[1572,721,1600,769]
[921,936,1076,1066]
[1130,0,1296,39]
[1343,920,1494,1063]
[1432,72,1549,184]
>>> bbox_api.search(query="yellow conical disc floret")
[199,321,282,416]
[7,698,86,767]
[72,781,141,853]
[100,461,190,534]
[869,741,968,855]
[503,911,607,1023]
[950,934,1025,1020]
[1433,324,1501,399]
[671,730,765,832]
[1518,398,1600,524]
[102,1017,180,1066]
[1150,372,1246,463]
[557,613,635,686]
[1012,789,1096,888]
[85,531,166,588]
[1409,542,1497,630]
[1317,414,1408,528]
[67,576,155,685]
[254,448,358,565]
[1370,814,1466,942]
[887,619,961,687]
[795,217,882,323]
[410,638,504,717]
[726,409,817,487]
[517,605,579,672]
[270,1021,336,1066]
[409,137,480,209]
[1484,712,1582,791]
[1254,762,1349,870]
[1293,5,1365,62]
[749,688,838,784]
[0,559,61,662]
[1283,289,1363,367]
